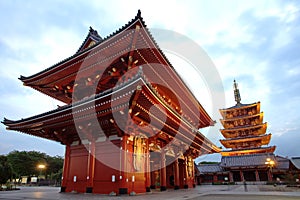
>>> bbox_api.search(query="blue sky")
[0,0,299,162]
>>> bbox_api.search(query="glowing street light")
[38,164,46,169]
[265,158,275,168]
[37,164,46,178]
[265,158,275,181]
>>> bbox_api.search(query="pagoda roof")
[220,122,267,138]
[220,112,263,123]
[220,133,272,147]
[220,102,260,114]
[220,146,276,157]
[220,153,276,168]
[227,102,258,109]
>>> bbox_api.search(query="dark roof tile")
[221,153,276,167]
[197,164,223,173]
[290,157,300,170]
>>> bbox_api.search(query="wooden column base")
[146,187,151,192]
[60,187,66,193]
[160,186,167,191]
[119,188,128,194]
[150,185,155,189]
[86,187,93,193]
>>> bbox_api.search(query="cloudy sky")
[0,0,299,162]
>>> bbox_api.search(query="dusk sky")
[0,0,299,162]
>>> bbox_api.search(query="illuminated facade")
[2,11,220,194]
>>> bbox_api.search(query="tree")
[0,155,12,185]
[46,155,64,176]
[6,151,63,181]
[199,161,219,164]
[7,151,48,177]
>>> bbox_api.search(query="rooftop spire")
[233,80,241,104]
[137,9,141,18]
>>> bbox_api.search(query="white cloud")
[272,127,298,137]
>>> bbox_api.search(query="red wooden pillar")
[61,145,70,192]
[160,152,167,191]
[229,172,234,182]
[267,170,272,182]
[193,162,196,187]
[240,170,244,181]
[150,161,156,189]
[255,170,260,182]
[86,141,95,193]
[213,174,218,183]
[145,139,151,192]
[174,159,180,190]
[184,157,188,188]
[119,135,129,194]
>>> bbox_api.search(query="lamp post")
[265,158,275,182]
[37,164,46,179]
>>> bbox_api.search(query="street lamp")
[38,164,46,170]
[37,164,46,178]
[265,158,275,169]
[265,158,275,181]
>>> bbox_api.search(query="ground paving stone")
[0,185,300,200]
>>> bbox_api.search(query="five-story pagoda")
[219,80,276,157]
[196,81,278,183]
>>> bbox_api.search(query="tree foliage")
[5,151,63,179]
[199,161,219,164]
[0,155,12,184]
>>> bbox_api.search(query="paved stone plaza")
[1,185,300,200]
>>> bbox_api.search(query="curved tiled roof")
[220,153,276,168]
[290,157,300,170]
[197,164,223,174]
[76,26,103,53]
[19,10,144,82]
[3,69,144,126]
[220,102,259,111]
[275,155,290,170]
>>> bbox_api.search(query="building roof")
[197,154,292,174]
[220,133,271,143]
[221,146,276,156]
[19,10,144,83]
[76,26,102,53]
[220,122,267,138]
[3,71,145,143]
[15,10,215,129]
[220,112,263,124]
[290,157,300,170]
[275,155,290,170]
[220,102,260,112]
[3,67,220,155]
[197,164,223,174]
[220,153,276,168]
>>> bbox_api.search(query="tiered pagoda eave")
[219,80,275,156]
